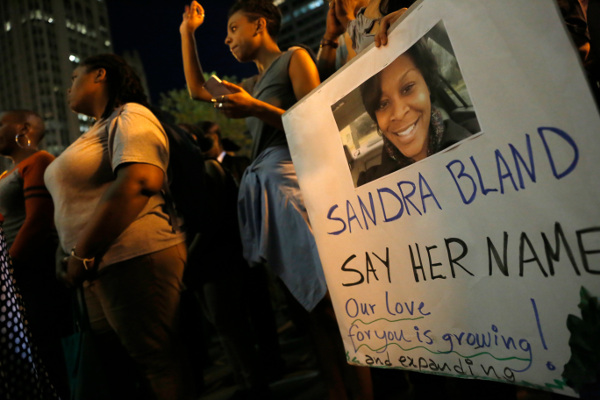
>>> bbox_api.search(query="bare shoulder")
[289,46,316,68]
[287,47,320,99]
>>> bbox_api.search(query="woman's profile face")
[224,11,259,63]
[67,66,98,117]
[374,53,431,162]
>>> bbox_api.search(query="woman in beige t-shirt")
[44,54,194,400]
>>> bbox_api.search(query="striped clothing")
[0,151,56,261]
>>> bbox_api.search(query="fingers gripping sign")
[374,8,408,47]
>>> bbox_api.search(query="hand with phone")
[203,75,234,98]
[209,80,259,119]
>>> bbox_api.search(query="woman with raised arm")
[180,1,374,399]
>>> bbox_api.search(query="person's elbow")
[188,85,212,102]
[188,85,203,100]
[187,84,203,100]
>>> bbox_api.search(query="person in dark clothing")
[199,121,250,186]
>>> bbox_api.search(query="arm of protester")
[214,48,319,130]
[374,8,408,47]
[180,1,213,102]
[290,47,321,101]
[59,163,164,287]
[333,0,358,29]
[344,32,357,62]
[9,153,55,265]
[316,0,346,80]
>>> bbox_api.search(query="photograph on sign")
[331,21,480,187]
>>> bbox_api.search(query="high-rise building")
[276,0,328,54]
[0,0,113,156]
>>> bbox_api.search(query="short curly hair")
[360,38,440,126]
[228,0,282,39]
[80,54,150,119]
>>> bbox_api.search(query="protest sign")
[282,0,600,397]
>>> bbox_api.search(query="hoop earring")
[15,134,31,149]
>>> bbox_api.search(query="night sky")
[105,0,256,104]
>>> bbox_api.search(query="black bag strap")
[105,107,179,233]
[105,106,124,164]
[71,285,91,333]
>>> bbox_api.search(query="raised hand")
[324,0,346,40]
[180,1,205,35]
[333,0,358,29]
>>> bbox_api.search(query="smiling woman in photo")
[358,39,473,185]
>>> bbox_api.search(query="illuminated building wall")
[0,0,113,156]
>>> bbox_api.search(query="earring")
[15,134,31,149]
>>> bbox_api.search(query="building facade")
[276,0,329,54]
[0,0,113,156]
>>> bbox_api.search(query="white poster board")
[282,0,600,397]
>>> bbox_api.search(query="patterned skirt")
[0,226,59,399]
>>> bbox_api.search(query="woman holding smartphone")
[180,1,374,398]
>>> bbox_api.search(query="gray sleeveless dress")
[347,7,379,54]
[238,48,327,312]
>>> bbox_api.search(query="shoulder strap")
[157,121,181,234]
[104,107,177,233]
[105,106,125,163]
[69,286,91,332]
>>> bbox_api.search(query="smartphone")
[203,75,233,98]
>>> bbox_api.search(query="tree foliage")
[159,72,252,157]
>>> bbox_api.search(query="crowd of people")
[0,0,596,399]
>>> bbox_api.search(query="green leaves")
[159,72,252,157]
[562,287,600,393]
